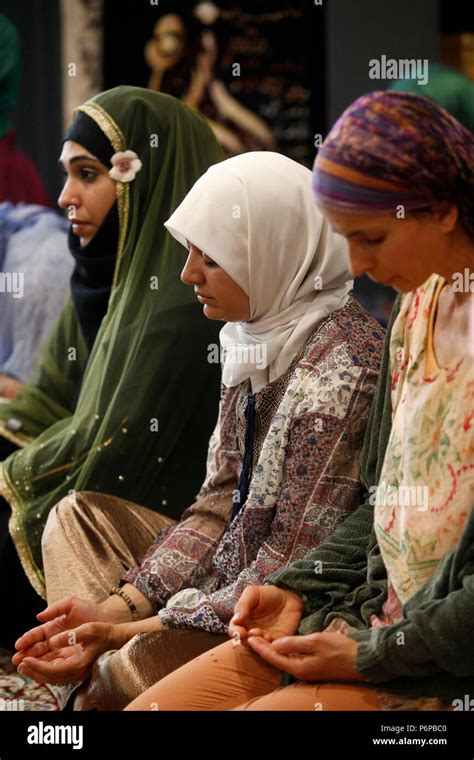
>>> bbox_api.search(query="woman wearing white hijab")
[166,151,357,393]
[14,154,384,699]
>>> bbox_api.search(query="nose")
[181,249,205,286]
[348,245,372,278]
[57,177,81,211]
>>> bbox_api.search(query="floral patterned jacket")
[122,296,385,633]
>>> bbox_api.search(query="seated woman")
[13,151,384,692]
[0,85,224,647]
[0,202,71,401]
[122,91,474,710]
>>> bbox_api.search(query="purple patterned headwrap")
[313,91,474,237]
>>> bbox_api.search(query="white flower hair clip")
[109,150,142,182]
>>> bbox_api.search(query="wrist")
[100,584,153,623]
[113,614,164,649]
[123,583,154,618]
[100,595,134,623]
[111,622,134,649]
[285,589,305,612]
[344,636,365,681]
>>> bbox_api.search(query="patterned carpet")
[0,648,59,711]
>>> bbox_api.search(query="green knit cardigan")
[265,296,474,701]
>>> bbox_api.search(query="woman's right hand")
[12,596,108,666]
[228,585,305,643]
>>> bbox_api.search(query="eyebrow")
[58,155,100,167]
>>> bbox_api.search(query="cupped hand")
[12,596,107,666]
[228,584,304,643]
[16,622,116,685]
[246,631,364,682]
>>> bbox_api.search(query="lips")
[71,222,92,238]
[195,291,214,300]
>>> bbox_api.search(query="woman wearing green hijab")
[0,86,223,643]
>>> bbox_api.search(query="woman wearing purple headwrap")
[125,91,474,712]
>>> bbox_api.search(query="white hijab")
[165,152,353,393]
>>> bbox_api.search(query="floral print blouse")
[373,274,474,625]
[122,297,385,633]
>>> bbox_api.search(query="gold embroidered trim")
[113,181,129,289]
[75,103,130,294]
[29,416,128,483]
[76,102,125,153]
[0,422,35,448]
[0,413,126,595]
[0,465,46,598]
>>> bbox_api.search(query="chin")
[203,304,223,320]
[80,230,98,247]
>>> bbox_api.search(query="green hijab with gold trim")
[0,86,224,597]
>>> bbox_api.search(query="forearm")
[111,613,165,649]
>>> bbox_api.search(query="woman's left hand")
[246,631,365,682]
[16,622,116,685]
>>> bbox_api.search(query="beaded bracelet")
[109,585,140,621]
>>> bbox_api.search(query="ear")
[435,202,458,233]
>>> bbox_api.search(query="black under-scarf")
[68,204,119,353]
[62,111,119,352]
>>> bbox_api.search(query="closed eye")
[363,236,385,246]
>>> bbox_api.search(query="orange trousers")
[125,638,382,711]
